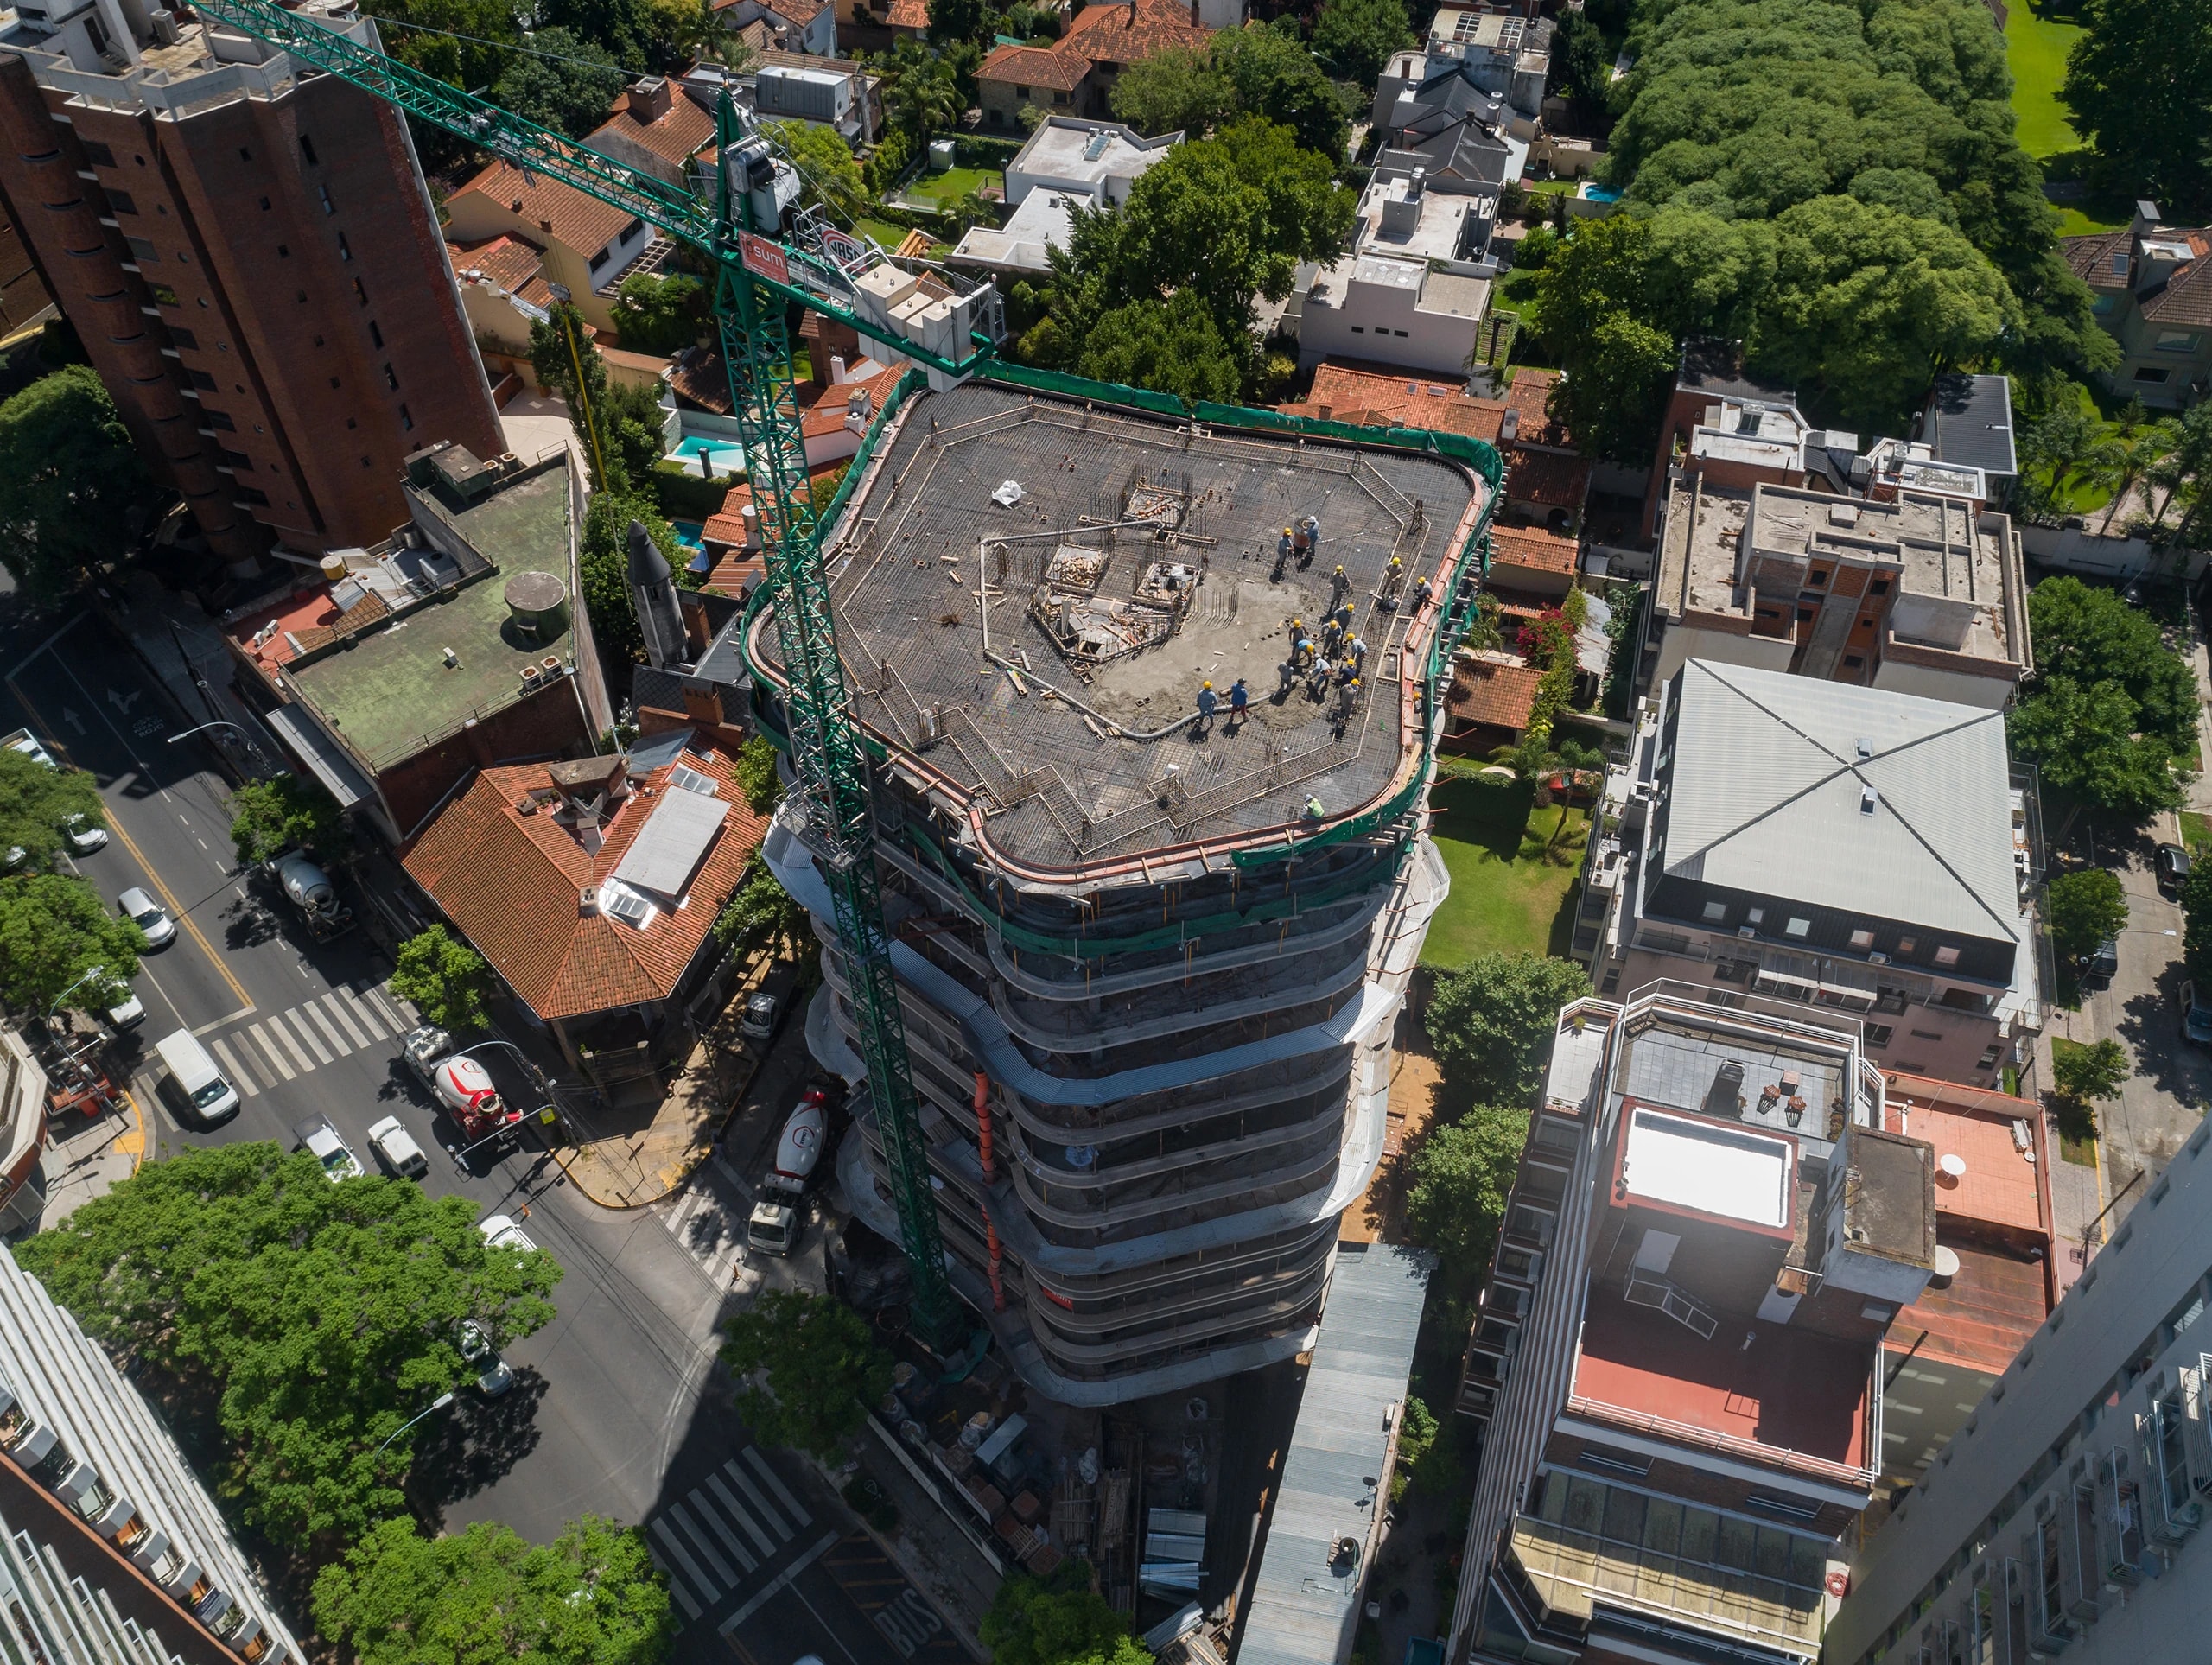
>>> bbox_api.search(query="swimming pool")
[667,435,747,475]
[671,519,704,550]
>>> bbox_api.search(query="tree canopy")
[767,118,868,228]
[1425,952,1592,1106]
[981,1562,1152,1665]
[0,874,144,1014]
[0,367,162,604]
[0,747,102,874]
[490,27,626,137]
[609,272,708,357]
[1077,293,1246,405]
[1109,24,1348,160]
[580,492,682,665]
[2183,855,2212,983]
[16,1141,562,1551]
[719,1290,891,1459]
[1309,0,1413,86]
[2061,0,2212,222]
[230,772,349,866]
[734,734,783,815]
[2050,1036,2128,1105]
[2046,868,2129,964]
[1403,1106,1529,1281]
[391,924,498,1032]
[312,1515,674,1665]
[2006,576,2196,817]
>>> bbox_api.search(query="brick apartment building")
[0,0,502,569]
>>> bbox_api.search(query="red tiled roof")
[1445,653,1542,730]
[1059,0,1211,65]
[1281,360,1510,443]
[884,0,927,25]
[591,85,715,168]
[447,232,554,308]
[1505,446,1591,511]
[1505,365,1572,450]
[402,747,766,1024]
[451,159,633,258]
[2063,229,2132,292]
[979,41,1090,91]
[1487,524,1579,576]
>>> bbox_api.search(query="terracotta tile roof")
[1284,359,1509,443]
[402,747,766,1024]
[2063,230,2132,292]
[798,361,895,441]
[1060,0,1211,65]
[1487,524,1579,576]
[447,232,552,308]
[591,86,716,168]
[668,346,735,415]
[773,0,831,22]
[1505,365,1572,449]
[1445,652,1542,730]
[452,159,634,258]
[884,0,928,25]
[1504,446,1591,511]
[979,41,1090,91]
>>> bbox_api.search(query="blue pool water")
[667,436,747,473]
[671,519,704,550]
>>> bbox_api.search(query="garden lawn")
[855,216,912,253]
[1421,773,1588,966]
[899,166,1003,208]
[2005,0,2085,157]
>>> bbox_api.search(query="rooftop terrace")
[762,381,1485,874]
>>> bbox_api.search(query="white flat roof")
[1623,1106,1792,1228]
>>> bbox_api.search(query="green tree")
[1211,23,1348,161]
[1310,0,1412,86]
[884,42,963,141]
[391,924,499,1032]
[2046,868,2130,964]
[0,366,161,603]
[1548,8,1609,110]
[1077,292,1245,405]
[2183,854,2212,982]
[927,0,988,43]
[312,1514,674,1665]
[229,773,348,865]
[981,1561,1152,1665]
[0,873,143,1014]
[1389,1395,1438,1502]
[579,493,679,665]
[363,0,524,164]
[767,118,868,227]
[609,272,708,356]
[1404,1106,1529,1274]
[720,1290,891,1459]
[2061,0,2212,222]
[1425,951,1592,1105]
[734,734,784,814]
[0,746,102,873]
[663,0,754,72]
[2050,1036,2129,1105]
[2006,676,2183,817]
[2080,417,2179,536]
[491,27,626,137]
[1108,44,1232,137]
[1558,313,1675,467]
[714,864,808,954]
[537,0,656,66]
[2016,394,2100,519]
[2024,575,2198,750]
[16,1141,562,1551]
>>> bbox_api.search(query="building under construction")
[756,376,1498,1403]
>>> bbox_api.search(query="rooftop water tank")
[503,570,568,642]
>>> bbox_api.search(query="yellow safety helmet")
[1351,678,1362,688]
[1291,617,1303,628]
[1334,563,1345,573]
[1282,525,1293,536]
[1389,556,1402,568]
[1203,680,1213,690]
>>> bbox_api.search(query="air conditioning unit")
[1738,925,1757,939]
[1869,951,1890,964]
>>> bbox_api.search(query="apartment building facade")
[1573,660,2043,1091]
[1447,984,1941,1664]
[0,0,501,566]
[0,1233,303,1664]
[1824,1109,2212,1665]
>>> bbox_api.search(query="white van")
[154,1028,239,1126]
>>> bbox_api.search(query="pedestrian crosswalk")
[645,1446,817,1622]
[204,983,416,1098]
[657,1163,760,1293]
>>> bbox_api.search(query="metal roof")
[1658,660,2020,946]
[1239,1242,1434,1665]
[1924,372,2018,479]
[264,705,372,809]
[609,782,728,900]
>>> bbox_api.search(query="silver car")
[292,1114,364,1182]
[118,887,175,949]
[457,1319,513,1395]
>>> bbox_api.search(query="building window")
[369,320,383,348]
[235,486,269,505]
[105,188,136,213]
[1870,578,1890,594]
[399,403,413,431]
[1784,917,1811,937]
[2133,365,2172,384]
[353,277,367,304]
[1809,569,1828,588]
[1897,936,1915,954]
[80,139,116,167]
[276,244,289,258]
[203,409,234,430]
[219,448,252,471]
[1934,945,1961,968]
[149,283,180,307]
[318,184,335,214]
[621,217,646,242]
[1843,654,1864,668]
[238,146,251,162]
[1848,929,1874,950]
[1702,899,1728,923]
[330,377,341,389]
[125,235,158,264]
[1977,1044,2005,1069]
[1351,325,1364,333]
[2154,330,2202,354]
[299,134,319,166]
[589,245,613,271]
[259,195,270,210]
[187,368,217,391]
[336,232,353,262]
[1865,1023,1892,1047]
[1575,1443,1653,1479]
[383,363,399,391]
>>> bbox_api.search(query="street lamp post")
[166,721,246,746]
[373,1391,456,1453]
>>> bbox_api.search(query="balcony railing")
[1564,1394,1879,1490]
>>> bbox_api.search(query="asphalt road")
[0,591,967,1663]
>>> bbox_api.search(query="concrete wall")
[1649,617,1793,688]
[1869,655,2016,712]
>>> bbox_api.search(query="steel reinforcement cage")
[743,364,1505,959]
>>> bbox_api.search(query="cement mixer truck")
[263,848,354,941]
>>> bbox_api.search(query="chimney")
[1189,0,1198,22]
[543,755,627,854]
[629,75,673,123]
[830,353,848,384]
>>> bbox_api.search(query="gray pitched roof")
[1660,660,2020,945]
[1925,372,2017,479]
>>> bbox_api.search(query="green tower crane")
[189,0,976,1345]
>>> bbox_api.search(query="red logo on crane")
[740,232,789,286]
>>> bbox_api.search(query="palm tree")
[671,0,753,74]
[1494,731,1604,857]
[887,55,961,141]
[2082,422,2178,534]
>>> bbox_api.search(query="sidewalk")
[96,567,286,782]
[26,1093,144,1230]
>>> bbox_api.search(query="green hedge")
[951,134,1025,168]
[650,460,734,522]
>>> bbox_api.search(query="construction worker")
[1194,678,1217,735]
[1288,618,1312,665]
[1304,794,1325,821]
[1409,572,1433,613]
[1378,556,1406,609]
[1227,677,1249,731]
[1274,525,1294,581]
[1277,658,1300,696]
[1320,614,1345,658]
[1291,518,1311,564]
[1302,514,1322,565]
[1335,676,1359,726]
[1308,653,1336,701]
[1327,563,1351,612]
[1347,635,1369,678]
[1332,601,1355,636]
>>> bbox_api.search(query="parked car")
[456,1319,513,1395]
[292,1113,364,1181]
[365,1115,429,1179]
[740,965,799,1045]
[2182,980,2212,1048]
[479,1213,537,1255]
[2082,934,2120,988]
[83,965,142,1031]
[118,887,175,949]
[61,812,107,855]
[747,1199,799,1256]
[2157,842,2193,897]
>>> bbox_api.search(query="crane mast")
[193,0,966,1345]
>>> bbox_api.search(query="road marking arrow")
[107,688,141,715]
[60,707,85,734]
